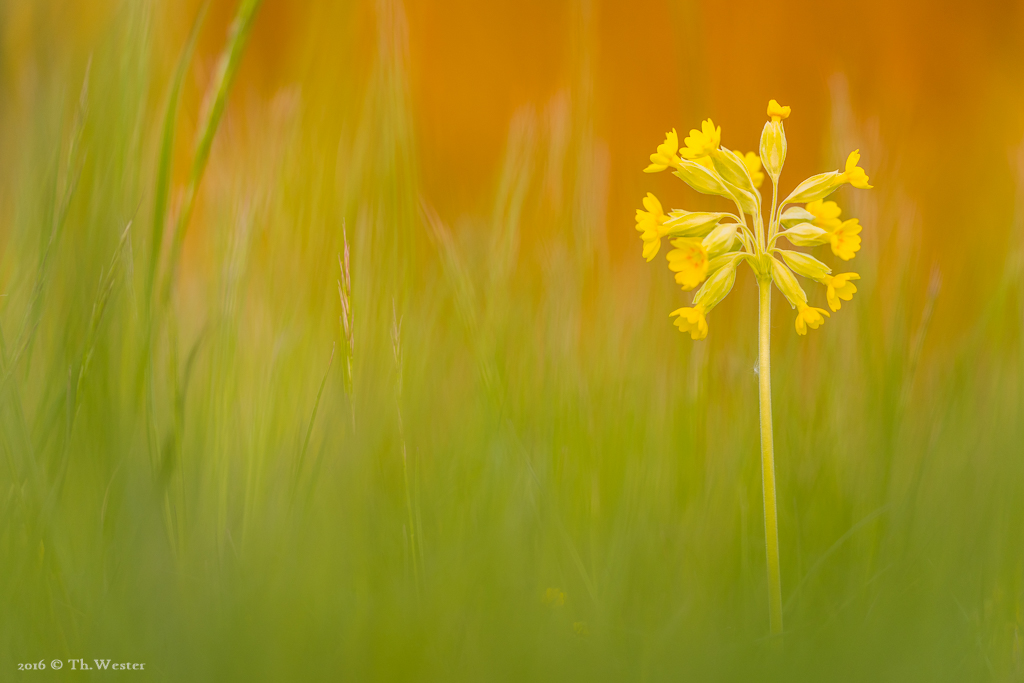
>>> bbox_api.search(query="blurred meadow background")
[2,0,1024,680]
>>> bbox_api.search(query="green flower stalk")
[636,100,873,636]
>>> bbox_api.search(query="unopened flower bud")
[779,223,830,247]
[702,223,740,258]
[662,210,728,238]
[779,206,816,228]
[770,258,807,309]
[673,158,731,197]
[694,257,739,312]
[778,250,832,281]
[759,121,787,180]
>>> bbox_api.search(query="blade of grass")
[292,343,335,499]
[146,0,209,307]
[159,0,264,310]
[392,300,421,593]
[1,63,90,392]
[52,219,133,498]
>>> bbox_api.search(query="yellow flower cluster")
[636,100,873,336]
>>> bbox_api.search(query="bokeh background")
[1,0,1023,680]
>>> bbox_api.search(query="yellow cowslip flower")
[783,148,873,204]
[794,304,830,335]
[736,151,765,189]
[805,199,842,232]
[543,588,566,606]
[680,119,721,160]
[767,99,791,122]
[635,192,669,261]
[638,99,880,641]
[670,304,708,340]
[645,129,682,173]
[667,257,740,338]
[829,218,862,261]
[822,273,860,311]
[841,149,872,189]
[667,238,709,290]
[641,105,869,337]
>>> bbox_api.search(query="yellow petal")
[642,192,663,215]
[767,99,791,122]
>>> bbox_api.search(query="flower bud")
[779,223,830,247]
[673,159,756,215]
[702,223,740,258]
[672,158,731,197]
[770,258,807,309]
[759,121,787,180]
[732,188,759,216]
[782,171,842,205]
[779,206,816,228]
[707,251,745,275]
[778,250,832,281]
[662,210,728,238]
[710,148,760,215]
[711,148,755,194]
[694,257,739,312]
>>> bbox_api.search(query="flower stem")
[757,276,783,636]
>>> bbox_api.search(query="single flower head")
[635,192,669,261]
[767,99,791,122]
[639,101,873,343]
[804,199,842,232]
[680,119,721,160]
[795,304,830,335]
[645,129,681,173]
[823,273,861,311]
[735,151,765,189]
[829,218,862,261]
[841,149,872,189]
[667,238,710,290]
[670,304,708,340]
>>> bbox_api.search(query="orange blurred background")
[257,0,1020,293]
[7,0,1024,321]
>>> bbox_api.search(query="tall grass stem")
[159,0,263,310]
[146,0,208,308]
[392,301,421,593]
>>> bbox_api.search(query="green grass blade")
[146,0,209,307]
[293,343,335,497]
[159,0,264,309]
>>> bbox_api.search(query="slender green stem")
[757,276,783,636]
[159,0,264,311]
[147,0,208,309]
[399,411,420,593]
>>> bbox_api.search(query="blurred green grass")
[2,1,1024,681]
